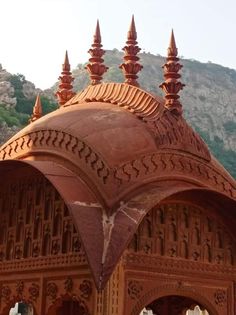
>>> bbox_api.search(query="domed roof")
[0,20,236,290]
[1,82,236,290]
[2,82,234,202]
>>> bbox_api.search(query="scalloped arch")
[130,283,218,315]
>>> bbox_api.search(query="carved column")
[94,260,124,315]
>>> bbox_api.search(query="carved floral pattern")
[79,280,92,299]
[1,285,11,301]
[16,280,24,296]
[128,280,143,300]
[46,282,58,300]
[64,277,73,293]
[29,283,40,301]
[214,289,226,306]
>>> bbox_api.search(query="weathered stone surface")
[0,123,20,144]
[22,81,40,99]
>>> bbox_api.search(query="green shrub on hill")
[9,74,57,115]
[0,106,29,127]
[9,74,34,115]
[195,127,236,179]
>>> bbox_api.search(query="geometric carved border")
[0,130,110,185]
[114,151,236,198]
[0,130,235,200]
[124,253,236,276]
[0,254,86,274]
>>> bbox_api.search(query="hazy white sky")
[0,0,235,89]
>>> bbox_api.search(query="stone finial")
[159,30,185,115]
[119,15,143,87]
[85,20,108,85]
[55,51,75,107]
[29,94,42,123]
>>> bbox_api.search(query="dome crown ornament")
[119,15,143,87]
[29,94,42,123]
[85,20,108,85]
[55,51,75,107]
[160,30,185,115]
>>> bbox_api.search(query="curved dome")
[0,82,236,289]
[0,83,235,205]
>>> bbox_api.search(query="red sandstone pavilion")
[0,17,235,315]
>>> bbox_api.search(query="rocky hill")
[0,50,235,178]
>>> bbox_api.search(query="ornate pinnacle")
[85,20,108,85]
[29,94,42,123]
[119,15,143,87]
[159,30,185,115]
[55,51,75,107]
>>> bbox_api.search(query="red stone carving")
[79,280,92,299]
[29,283,40,301]
[1,286,11,302]
[160,30,185,115]
[47,282,58,300]
[29,94,42,123]
[85,20,108,85]
[214,289,227,306]
[64,277,73,293]
[128,280,143,300]
[0,174,86,269]
[119,16,143,86]
[16,280,24,296]
[55,51,75,106]
[0,21,235,315]
[128,203,235,266]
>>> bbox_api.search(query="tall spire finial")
[119,15,143,87]
[29,94,42,123]
[159,30,185,115]
[55,50,75,107]
[85,20,108,85]
[168,29,178,57]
